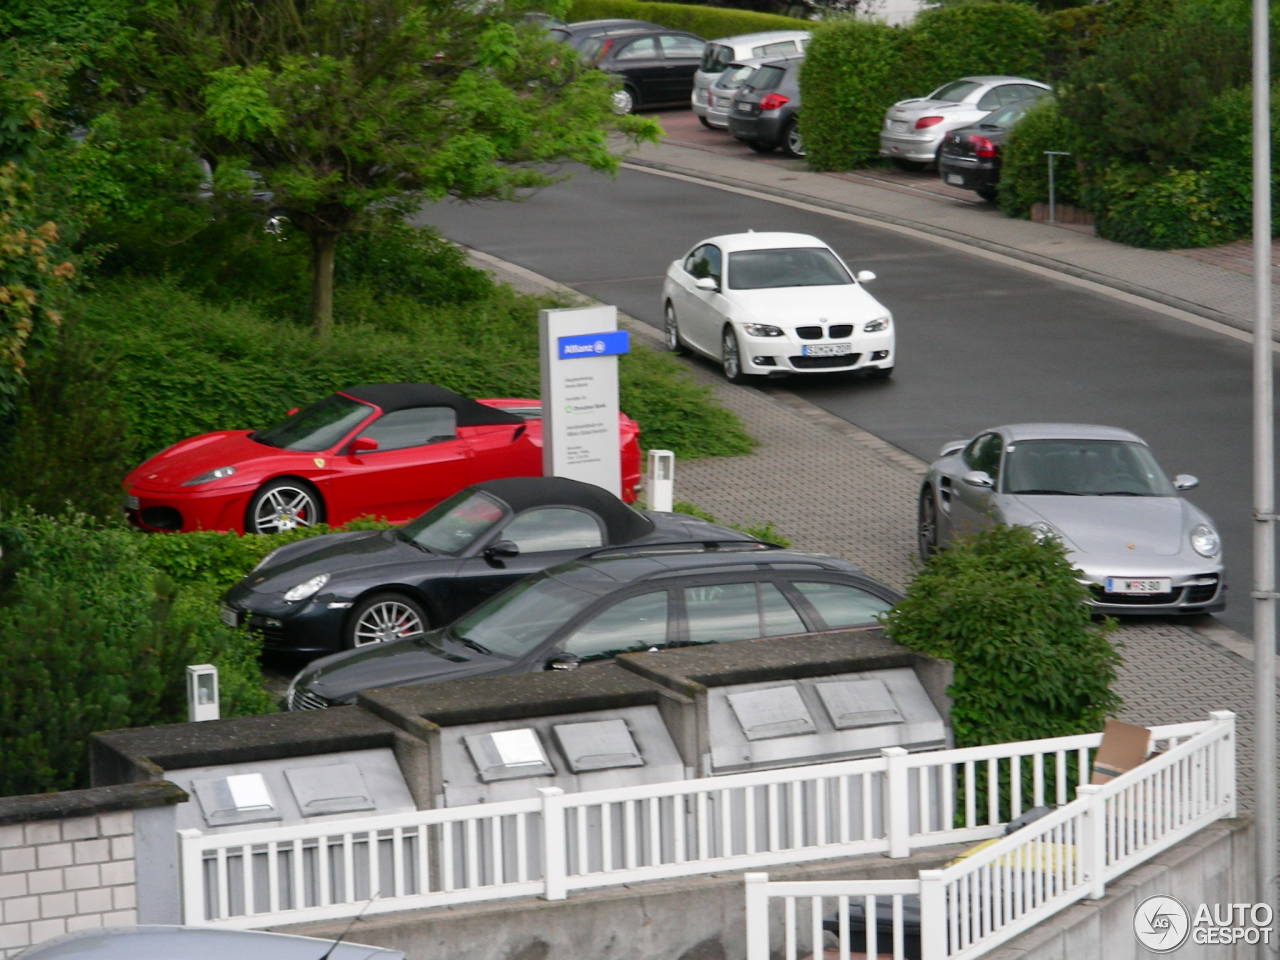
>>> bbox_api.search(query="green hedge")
[802,4,1049,171]
[996,98,1082,216]
[566,0,810,36]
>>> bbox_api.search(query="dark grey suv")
[286,543,900,709]
[727,56,805,157]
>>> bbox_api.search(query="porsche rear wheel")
[348,593,429,648]
[918,487,940,562]
[246,480,323,534]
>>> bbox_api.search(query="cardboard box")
[1091,718,1152,784]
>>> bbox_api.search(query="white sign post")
[538,305,628,497]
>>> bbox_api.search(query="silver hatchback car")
[879,75,1050,168]
[917,423,1225,615]
[691,29,809,127]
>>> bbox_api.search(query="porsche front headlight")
[1026,521,1058,543]
[1190,523,1220,558]
[182,465,237,486]
[283,573,329,602]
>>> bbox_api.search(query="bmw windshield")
[448,575,598,658]
[727,248,852,290]
[254,393,373,452]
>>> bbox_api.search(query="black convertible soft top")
[472,476,654,543]
[340,383,524,427]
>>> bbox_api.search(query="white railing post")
[1209,710,1237,817]
[744,872,770,960]
[918,869,947,960]
[882,746,910,857]
[1076,784,1107,899]
[646,449,675,512]
[539,787,568,901]
[178,828,207,923]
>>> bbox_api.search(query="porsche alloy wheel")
[247,480,322,534]
[721,327,746,384]
[349,593,428,648]
[664,302,686,354]
[918,487,940,562]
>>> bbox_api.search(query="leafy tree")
[95,0,659,335]
[882,523,1122,748]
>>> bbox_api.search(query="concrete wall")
[0,783,184,958]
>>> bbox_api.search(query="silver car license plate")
[219,604,240,628]
[803,343,854,357]
[1105,577,1171,595]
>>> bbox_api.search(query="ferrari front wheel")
[348,593,429,648]
[246,479,323,534]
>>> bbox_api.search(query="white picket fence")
[176,713,1231,930]
[744,711,1237,960]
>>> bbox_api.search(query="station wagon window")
[501,508,604,553]
[793,581,892,629]
[684,581,804,644]
[614,36,658,60]
[963,432,1003,480]
[360,407,456,452]
[701,42,734,72]
[562,591,669,659]
[660,34,705,58]
[753,40,799,57]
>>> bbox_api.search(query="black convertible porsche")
[221,476,751,658]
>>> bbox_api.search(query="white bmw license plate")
[945,173,965,186]
[803,343,854,357]
[220,604,240,628]
[124,495,140,510]
[1105,577,1172,595]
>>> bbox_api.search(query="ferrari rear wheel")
[246,479,323,534]
[348,593,429,648]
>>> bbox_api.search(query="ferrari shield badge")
[313,458,325,468]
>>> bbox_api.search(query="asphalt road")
[415,150,1277,640]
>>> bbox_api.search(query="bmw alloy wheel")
[664,302,685,354]
[721,327,745,383]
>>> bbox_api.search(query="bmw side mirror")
[962,470,994,489]
[484,539,520,561]
[546,653,581,671]
[856,269,877,283]
[695,276,718,292]
[350,436,379,454]
[1173,474,1199,491]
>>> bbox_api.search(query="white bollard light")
[647,449,675,513]
[186,664,220,722]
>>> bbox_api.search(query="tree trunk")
[310,230,338,337]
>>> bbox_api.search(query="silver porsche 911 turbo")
[917,423,1224,615]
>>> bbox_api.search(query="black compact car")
[727,56,805,158]
[223,476,750,659]
[583,27,706,114]
[937,98,1043,201]
[285,544,902,709]
[559,18,662,49]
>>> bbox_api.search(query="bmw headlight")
[1027,521,1058,543]
[182,465,237,486]
[863,316,891,333]
[740,323,784,337]
[283,573,329,602]
[1190,523,1221,558]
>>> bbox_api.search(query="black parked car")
[937,98,1044,201]
[286,544,901,709]
[727,56,805,158]
[558,18,662,50]
[582,26,706,114]
[223,476,750,659]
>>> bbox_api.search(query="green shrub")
[902,4,1048,94]
[566,0,810,35]
[1044,4,1107,72]
[801,20,910,171]
[1091,163,1245,250]
[882,523,1121,749]
[996,98,1082,216]
[0,510,272,794]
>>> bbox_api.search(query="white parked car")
[661,231,895,382]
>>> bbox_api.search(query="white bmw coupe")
[661,231,895,383]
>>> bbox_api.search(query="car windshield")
[929,79,981,103]
[728,247,852,290]
[399,490,506,555]
[1002,439,1176,496]
[744,63,785,93]
[253,393,373,452]
[449,575,599,658]
[980,101,1031,128]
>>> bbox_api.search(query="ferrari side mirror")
[350,436,379,454]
